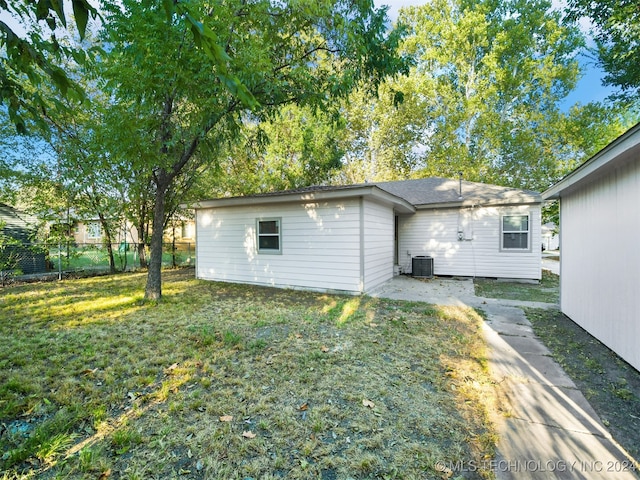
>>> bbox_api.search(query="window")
[501,215,529,250]
[86,221,102,239]
[257,218,281,254]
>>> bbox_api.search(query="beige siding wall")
[362,199,395,291]
[196,199,363,293]
[560,158,640,371]
[398,205,541,279]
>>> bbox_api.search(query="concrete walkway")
[368,276,638,479]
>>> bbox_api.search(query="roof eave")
[542,122,640,200]
[189,185,416,214]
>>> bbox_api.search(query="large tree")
[99,0,406,300]
[339,0,630,192]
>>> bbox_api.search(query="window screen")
[257,219,281,253]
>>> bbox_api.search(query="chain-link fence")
[0,242,195,284]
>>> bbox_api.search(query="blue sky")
[374,0,615,109]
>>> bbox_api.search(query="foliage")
[339,0,632,192]
[566,0,640,100]
[209,105,346,196]
[0,0,98,133]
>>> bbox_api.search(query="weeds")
[0,269,496,478]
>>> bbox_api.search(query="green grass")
[473,270,559,303]
[47,245,195,272]
[0,270,497,479]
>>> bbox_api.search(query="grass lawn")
[48,247,194,272]
[473,270,559,304]
[0,270,496,479]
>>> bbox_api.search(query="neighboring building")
[164,217,196,244]
[541,222,559,251]
[543,122,640,372]
[0,204,47,274]
[72,217,195,246]
[70,218,139,246]
[192,177,542,294]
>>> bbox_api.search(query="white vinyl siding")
[196,199,363,293]
[560,157,640,371]
[362,199,395,291]
[398,205,541,279]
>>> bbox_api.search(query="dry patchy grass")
[0,270,496,479]
[473,270,559,304]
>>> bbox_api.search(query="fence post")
[57,241,62,280]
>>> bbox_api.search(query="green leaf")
[72,0,90,40]
[49,0,66,27]
[162,0,175,21]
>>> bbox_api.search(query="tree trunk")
[98,213,116,274]
[144,183,167,300]
[137,239,147,268]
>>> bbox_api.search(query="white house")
[541,222,559,251]
[192,177,541,294]
[543,123,640,372]
[192,178,541,294]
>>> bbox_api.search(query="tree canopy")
[338,0,633,192]
[0,0,98,132]
[567,0,640,99]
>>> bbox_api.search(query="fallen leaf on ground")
[369,323,378,327]
[298,403,308,411]
[81,368,98,376]
[219,415,233,422]
[362,399,375,408]
[242,430,256,439]
[98,469,112,480]
[295,333,303,339]
[164,363,179,374]
[321,346,329,353]
[265,354,278,364]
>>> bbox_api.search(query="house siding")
[397,205,541,279]
[560,157,640,371]
[362,199,395,291]
[196,199,364,293]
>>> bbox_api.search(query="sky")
[373,0,615,109]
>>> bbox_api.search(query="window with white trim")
[86,221,102,239]
[257,218,281,254]
[501,214,529,250]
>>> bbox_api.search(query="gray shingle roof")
[374,177,541,206]
[194,177,540,208]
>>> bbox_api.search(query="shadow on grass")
[0,270,497,479]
